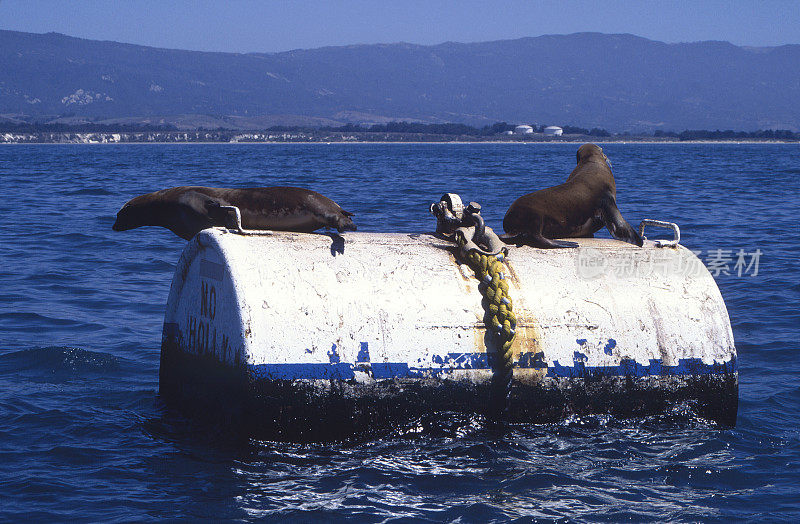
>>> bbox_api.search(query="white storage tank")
[160,228,737,441]
[514,125,534,135]
[544,126,563,136]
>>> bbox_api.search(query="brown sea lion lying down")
[112,186,356,240]
[502,143,643,248]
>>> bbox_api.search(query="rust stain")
[513,326,546,386]
[448,252,473,283]
[505,258,523,283]
[473,327,487,354]
[504,259,546,385]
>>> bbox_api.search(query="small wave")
[387,412,486,441]
[655,462,759,490]
[0,311,83,326]
[0,312,105,333]
[61,188,115,196]
[0,346,120,375]
[521,404,720,435]
[53,232,95,242]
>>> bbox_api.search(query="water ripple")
[0,143,798,521]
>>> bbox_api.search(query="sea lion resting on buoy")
[502,143,643,248]
[112,186,356,240]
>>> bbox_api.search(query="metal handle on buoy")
[216,205,274,236]
[639,219,680,248]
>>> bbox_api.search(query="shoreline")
[1,139,797,145]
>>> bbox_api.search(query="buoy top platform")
[160,226,737,440]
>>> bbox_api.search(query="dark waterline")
[1,143,798,521]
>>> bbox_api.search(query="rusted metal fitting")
[431,193,507,257]
[430,193,465,235]
[465,202,481,214]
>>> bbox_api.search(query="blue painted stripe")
[548,356,738,379]
[357,342,370,362]
[431,352,490,369]
[246,353,737,381]
[371,362,410,378]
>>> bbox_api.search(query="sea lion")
[112,186,356,240]
[502,143,643,248]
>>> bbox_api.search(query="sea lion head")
[334,210,357,233]
[576,143,607,164]
[112,193,154,232]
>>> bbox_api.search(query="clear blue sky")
[1,0,798,53]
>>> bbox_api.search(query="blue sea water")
[0,143,798,521]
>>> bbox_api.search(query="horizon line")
[3,28,798,56]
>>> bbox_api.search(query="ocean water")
[0,143,798,521]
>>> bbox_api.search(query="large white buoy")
[160,227,737,440]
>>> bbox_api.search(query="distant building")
[544,126,563,136]
[503,130,514,135]
[514,125,534,135]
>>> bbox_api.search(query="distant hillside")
[1,30,799,131]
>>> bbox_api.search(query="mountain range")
[1,30,798,131]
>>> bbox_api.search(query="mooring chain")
[431,193,517,419]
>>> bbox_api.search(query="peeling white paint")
[162,229,735,383]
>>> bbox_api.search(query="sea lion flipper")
[176,190,215,214]
[533,235,579,249]
[549,239,580,248]
[521,232,578,249]
[501,224,577,248]
[202,198,230,223]
[173,190,239,233]
[608,220,643,247]
[499,232,526,247]
[601,195,643,247]
[177,190,235,226]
